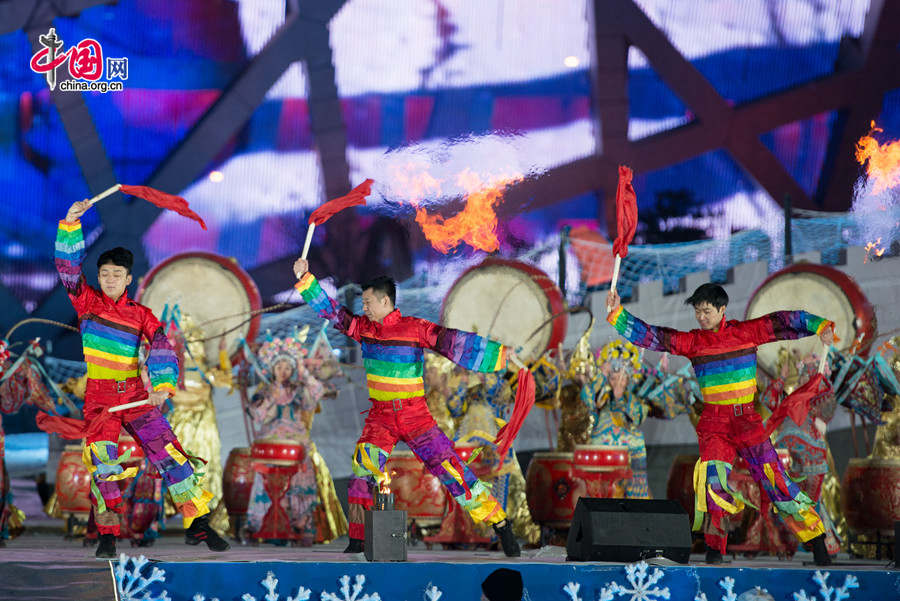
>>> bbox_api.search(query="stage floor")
[1,532,896,601]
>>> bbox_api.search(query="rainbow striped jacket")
[295,273,508,402]
[55,220,177,394]
[607,306,832,406]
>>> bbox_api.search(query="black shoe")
[343,537,364,553]
[185,516,230,552]
[96,533,117,559]
[810,534,832,566]
[493,521,521,557]
[705,546,724,565]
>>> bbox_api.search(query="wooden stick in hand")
[301,223,316,260]
[88,184,122,205]
[607,254,622,312]
[108,398,149,413]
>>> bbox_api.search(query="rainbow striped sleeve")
[607,305,693,355]
[425,322,508,373]
[55,220,86,296]
[759,311,835,344]
[145,326,178,394]
[295,272,356,337]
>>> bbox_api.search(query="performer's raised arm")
[293,258,360,340]
[55,200,92,310]
[418,321,510,374]
[606,289,695,356]
[742,310,835,347]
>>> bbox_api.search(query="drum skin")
[745,263,876,377]
[55,445,92,515]
[222,447,253,516]
[137,251,263,365]
[842,457,900,533]
[384,451,446,524]
[441,258,567,362]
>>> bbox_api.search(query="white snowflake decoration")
[599,561,670,601]
[794,572,859,601]
[115,554,171,601]
[321,574,381,601]
[563,582,583,601]
[424,584,443,601]
[239,570,311,601]
[704,577,736,601]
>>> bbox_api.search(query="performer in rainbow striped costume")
[52,199,228,558]
[606,283,835,565]
[293,258,521,557]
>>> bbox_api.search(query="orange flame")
[863,237,886,262]
[390,163,522,253]
[855,121,900,193]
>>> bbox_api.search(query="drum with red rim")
[223,447,253,516]
[572,444,630,472]
[55,445,92,515]
[137,251,262,365]
[118,434,144,467]
[251,439,304,466]
[746,263,876,377]
[385,451,446,525]
[525,452,584,527]
[441,258,567,362]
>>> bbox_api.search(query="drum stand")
[251,463,300,542]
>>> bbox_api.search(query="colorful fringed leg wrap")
[737,440,825,543]
[83,440,139,518]
[692,459,758,553]
[126,408,213,528]
[348,442,391,540]
[409,426,506,526]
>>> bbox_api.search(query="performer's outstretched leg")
[124,406,228,551]
[734,413,829,564]
[403,404,519,557]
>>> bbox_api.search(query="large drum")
[118,434,144,468]
[525,452,584,527]
[137,252,263,364]
[441,258,567,362]
[745,264,876,376]
[842,457,900,534]
[55,445,92,515]
[222,447,253,516]
[385,451,446,525]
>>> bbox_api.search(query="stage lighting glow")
[208,171,224,183]
[564,56,580,68]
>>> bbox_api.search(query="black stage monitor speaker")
[566,498,692,563]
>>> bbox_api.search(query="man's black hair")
[685,283,728,309]
[97,247,134,274]
[362,275,396,306]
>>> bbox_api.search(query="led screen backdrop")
[0,0,887,313]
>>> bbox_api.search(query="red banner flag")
[764,373,832,437]
[612,165,637,258]
[308,179,374,225]
[119,184,207,230]
[494,368,535,467]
